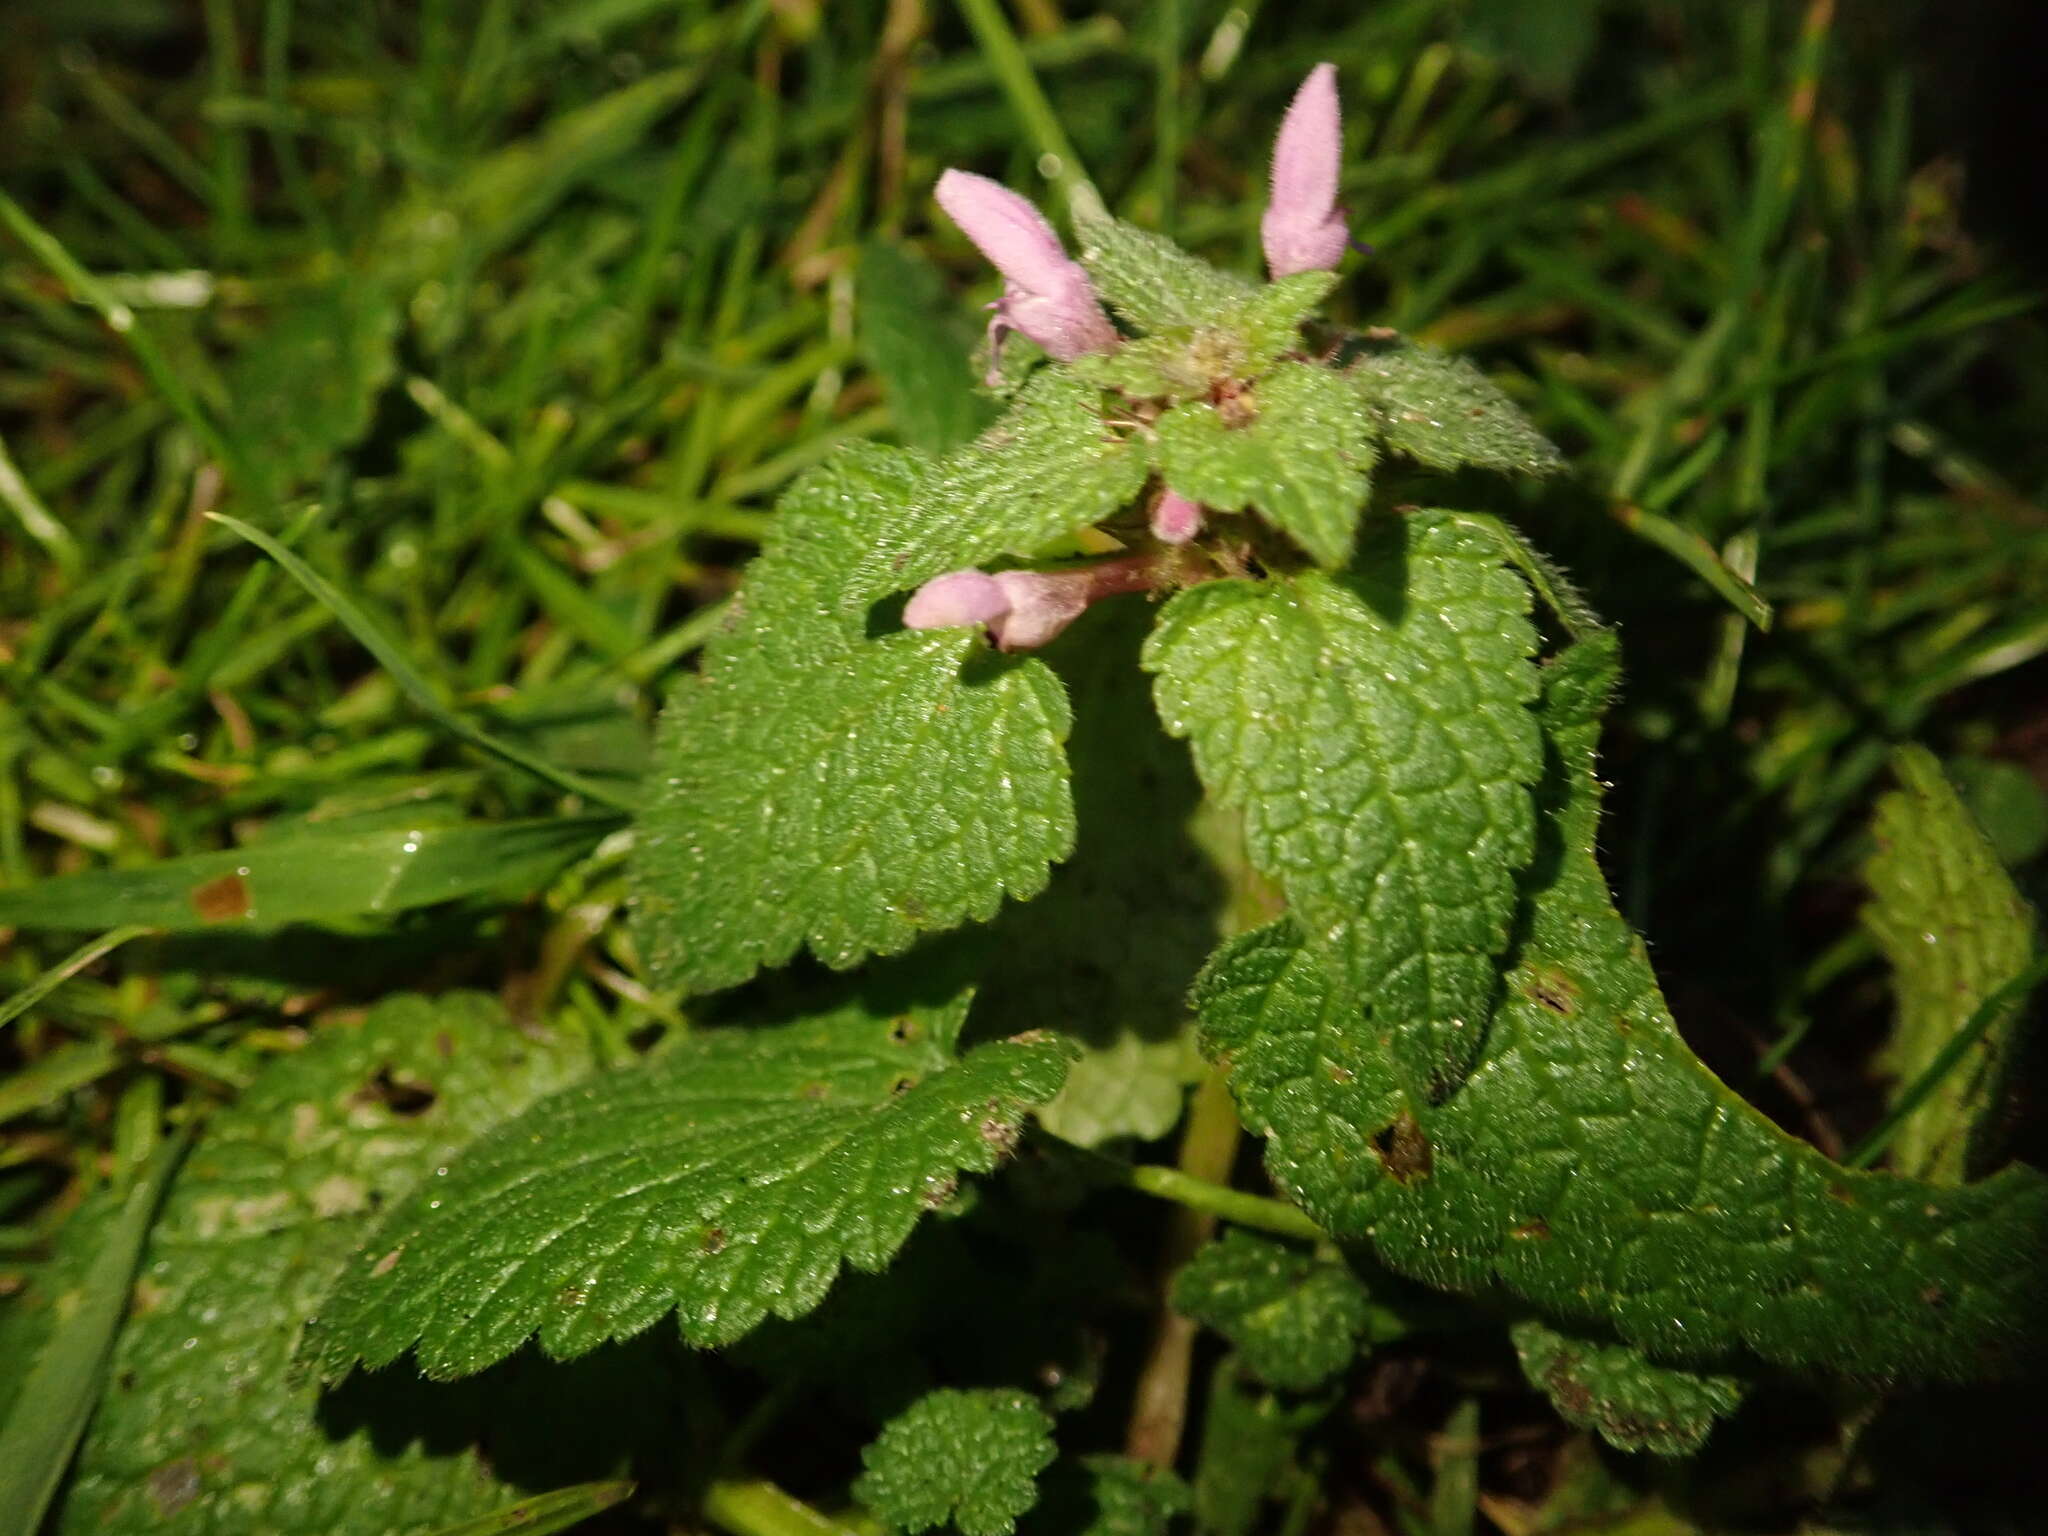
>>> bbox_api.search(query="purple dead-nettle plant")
[1260,62,1348,278]
[935,170,1119,372]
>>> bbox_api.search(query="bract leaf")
[1154,362,1375,567]
[1347,338,1561,476]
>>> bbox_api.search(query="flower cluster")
[908,63,1347,649]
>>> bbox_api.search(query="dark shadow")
[958,594,1227,1072]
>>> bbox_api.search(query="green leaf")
[1022,1457,1190,1536]
[1863,745,2040,1182]
[1076,217,1255,334]
[1196,633,2048,1380]
[856,372,1151,603]
[0,992,600,1535]
[972,598,1219,1145]
[306,979,1073,1379]
[631,444,1080,995]
[224,279,399,505]
[0,815,617,931]
[1064,272,1338,403]
[1346,339,1561,476]
[1510,1319,1745,1457]
[855,1388,1057,1536]
[1146,513,1542,1102]
[0,1132,183,1536]
[417,1481,638,1536]
[1190,1357,1326,1536]
[1171,1230,1371,1392]
[859,241,996,452]
[1153,362,1376,568]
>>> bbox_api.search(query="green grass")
[3,0,2046,1528]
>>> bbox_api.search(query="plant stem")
[701,1480,863,1536]
[1125,1062,1243,1467]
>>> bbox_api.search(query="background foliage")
[3,0,2045,1532]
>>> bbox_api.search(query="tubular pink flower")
[1150,489,1204,546]
[935,170,1118,363]
[1260,63,1349,278]
[988,570,1093,651]
[904,569,1011,631]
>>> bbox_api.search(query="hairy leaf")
[1511,1319,1745,1457]
[1172,1230,1371,1391]
[1197,634,2048,1379]
[856,371,1151,602]
[1346,339,1561,476]
[1153,362,1376,567]
[1147,512,1542,1102]
[1077,217,1254,334]
[1864,745,2039,1182]
[855,1388,1057,1536]
[0,994,601,1536]
[307,981,1073,1379]
[631,444,1078,995]
[1065,273,1338,403]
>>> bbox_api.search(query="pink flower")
[1150,489,1204,545]
[1260,63,1348,279]
[903,555,1161,652]
[935,170,1118,364]
[902,569,1009,631]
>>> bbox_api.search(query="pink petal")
[936,170,1076,298]
[1150,489,1204,545]
[904,569,1011,631]
[988,570,1092,651]
[1261,63,1349,278]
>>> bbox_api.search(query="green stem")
[952,0,1106,224]
[1125,1161,1325,1242]
[701,1480,863,1536]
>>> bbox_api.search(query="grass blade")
[206,513,637,810]
[0,1127,189,1536]
[0,816,621,932]
[0,926,156,1034]
[419,1480,638,1536]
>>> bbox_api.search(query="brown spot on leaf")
[889,1074,918,1097]
[1511,1219,1551,1240]
[1922,1285,1948,1308]
[1521,965,1580,1016]
[701,1227,726,1254]
[147,1458,202,1516]
[190,871,250,923]
[349,1066,437,1117]
[887,1016,920,1045]
[1327,1063,1356,1084]
[1370,1111,1433,1184]
[371,1246,404,1278]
